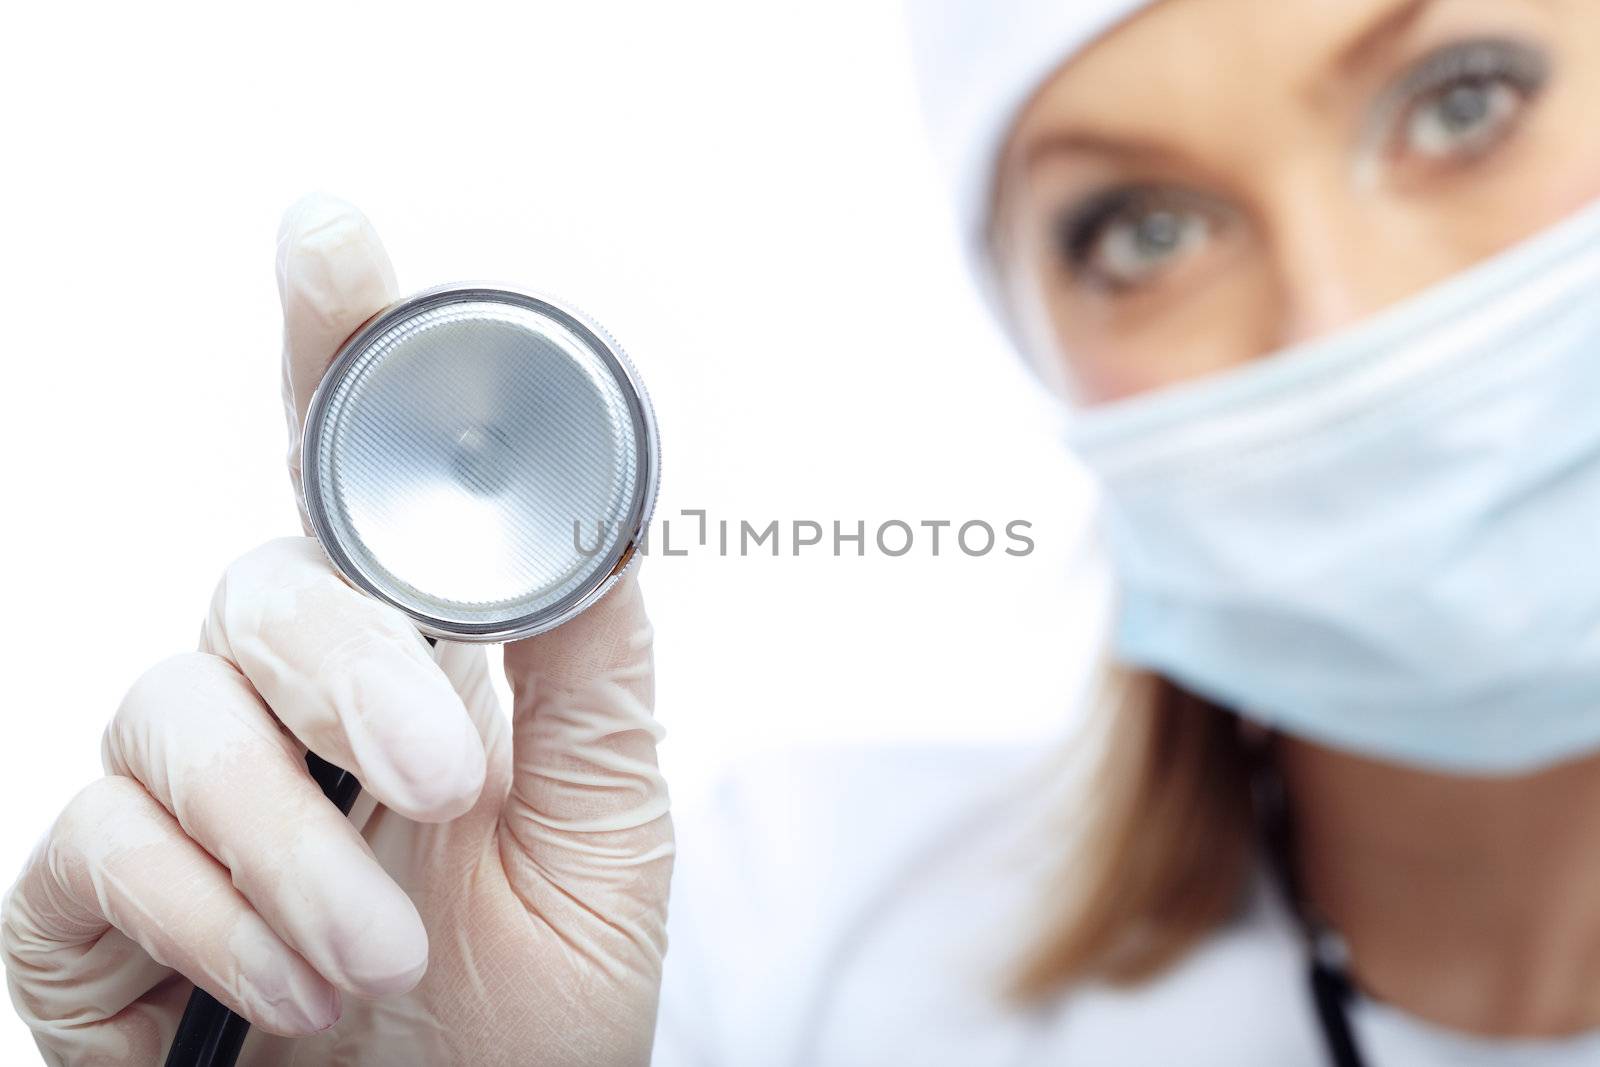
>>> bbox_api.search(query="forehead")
[1008,0,1505,149]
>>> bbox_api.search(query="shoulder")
[655,742,1041,1065]
[678,741,1040,876]
[663,740,1043,963]
[655,743,1583,1067]
[654,742,1322,1067]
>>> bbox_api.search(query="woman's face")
[993,0,1600,404]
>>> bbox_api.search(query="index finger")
[276,193,399,520]
[202,538,488,824]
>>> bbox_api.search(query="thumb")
[276,193,399,526]
[499,571,673,963]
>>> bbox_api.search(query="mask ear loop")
[1249,731,1370,1067]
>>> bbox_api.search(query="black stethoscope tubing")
[1256,752,1372,1067]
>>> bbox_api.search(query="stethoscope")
[163,284,660,1067]
[1256,755,1371,1067]
[1307,934,1369,1067]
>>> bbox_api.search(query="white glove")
[2,195,674,1066]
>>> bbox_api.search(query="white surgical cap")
[903,0,1159,327]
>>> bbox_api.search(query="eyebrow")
[1333,0,1449,75]
[1020,129,1191,173]
[1020,0,1456,173]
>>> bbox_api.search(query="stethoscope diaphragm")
[302,284,658,642]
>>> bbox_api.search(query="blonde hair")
[983,150,1260,997]
[1011,661,1258,997]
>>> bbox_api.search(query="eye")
[1387,39,1550,168]
[1055,189,1216,294]
[1403,76,1523,161]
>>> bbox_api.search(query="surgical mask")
[1066,195,1600,774]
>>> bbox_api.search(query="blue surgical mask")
[1066,195,1600,774]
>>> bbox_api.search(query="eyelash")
[1049,183,1209,292]
[1051,37,1552,295]
[1056,187,1168,267]
[1393,38,1549,117]
[1386,38,1550,161]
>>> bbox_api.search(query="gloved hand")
[1,195,674,1066]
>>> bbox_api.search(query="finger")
[103,651,430,999]
[203,537,487,823]
[276,193,399,519]
[500,572,673,959]
[1,776,339,1039]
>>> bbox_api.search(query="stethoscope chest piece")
[302,284,659,642]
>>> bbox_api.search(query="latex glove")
[1,195,674,1066]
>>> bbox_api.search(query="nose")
[1263,178,1460,351]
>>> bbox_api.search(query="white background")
[0,2,1109,1058]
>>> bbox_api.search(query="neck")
[1277,737,1600,1038]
